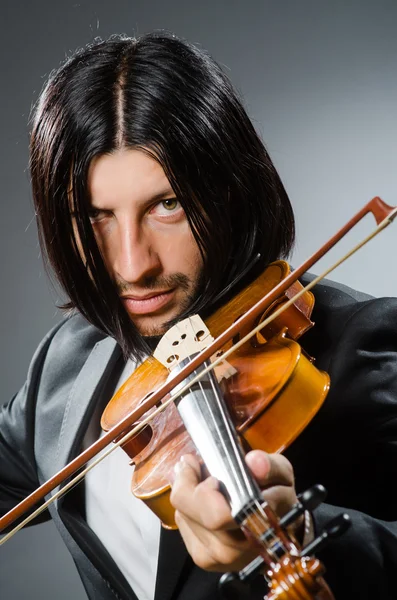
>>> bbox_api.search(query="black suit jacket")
[1,276,397,599]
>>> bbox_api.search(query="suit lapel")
[52,336,141,599]
[154,527,190,600]
[55,336,121,477]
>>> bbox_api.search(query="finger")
[175,509,255,572]
[173,454,202,485]
[169,456,201,508]
[245,450,294,488]
[170,456,237,530]
[170,455,218,510]
[173,480,233,530]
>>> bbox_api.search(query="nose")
[112,219,162,286]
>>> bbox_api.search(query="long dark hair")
[30,32,295,359]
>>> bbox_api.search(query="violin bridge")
[153,314,236,381]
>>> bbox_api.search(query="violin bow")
[1,196,396,543]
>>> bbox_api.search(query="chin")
[134,315,174,338]
[131,299,194,338]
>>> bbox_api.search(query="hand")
[169,450,300,572]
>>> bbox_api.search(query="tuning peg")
[279,484,327,529]
[300,512,351,557]
[219,570,258,599]
[259,483,327,545]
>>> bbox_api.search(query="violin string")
[189,362,278,564]
[182,324,272,556]
[2,210,395,542]
[183,324,288,561]
[184,324,254,504]
[191,332,270,543]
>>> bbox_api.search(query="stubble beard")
[117,271,203,340]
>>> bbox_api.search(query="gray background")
[1,1,396,598]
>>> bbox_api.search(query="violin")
[1,197,397,600]
[101,260,329,528]
[103,260,339,599]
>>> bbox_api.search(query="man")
[1,31,397,600]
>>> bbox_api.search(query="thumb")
[245,450,272,486]
[245,450,294,488]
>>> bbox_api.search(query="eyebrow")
[88,187,176,209]
[149,189,176,203]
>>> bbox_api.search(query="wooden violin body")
[101,261,330,528]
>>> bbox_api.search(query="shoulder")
[301,272,374,307]
[297,276,397,435]
[299,274,397,368]
[44,312,110,360]
[25,312,116,392]
[31,311,109,363]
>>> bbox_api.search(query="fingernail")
[203,476,219,491]
[174,456,185,475]
[168,459,182,485]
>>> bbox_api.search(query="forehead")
[88,149,173,204]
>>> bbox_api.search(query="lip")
[120,290,175,315]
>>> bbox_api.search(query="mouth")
[120,290,175,315]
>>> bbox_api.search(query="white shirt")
[84,359,161,600]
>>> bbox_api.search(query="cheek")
[161,226,203,275]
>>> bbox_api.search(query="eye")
[162,198,178,211]
[151,197,183,217]
[87,207,108,223]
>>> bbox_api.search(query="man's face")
[87,149,204,336]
